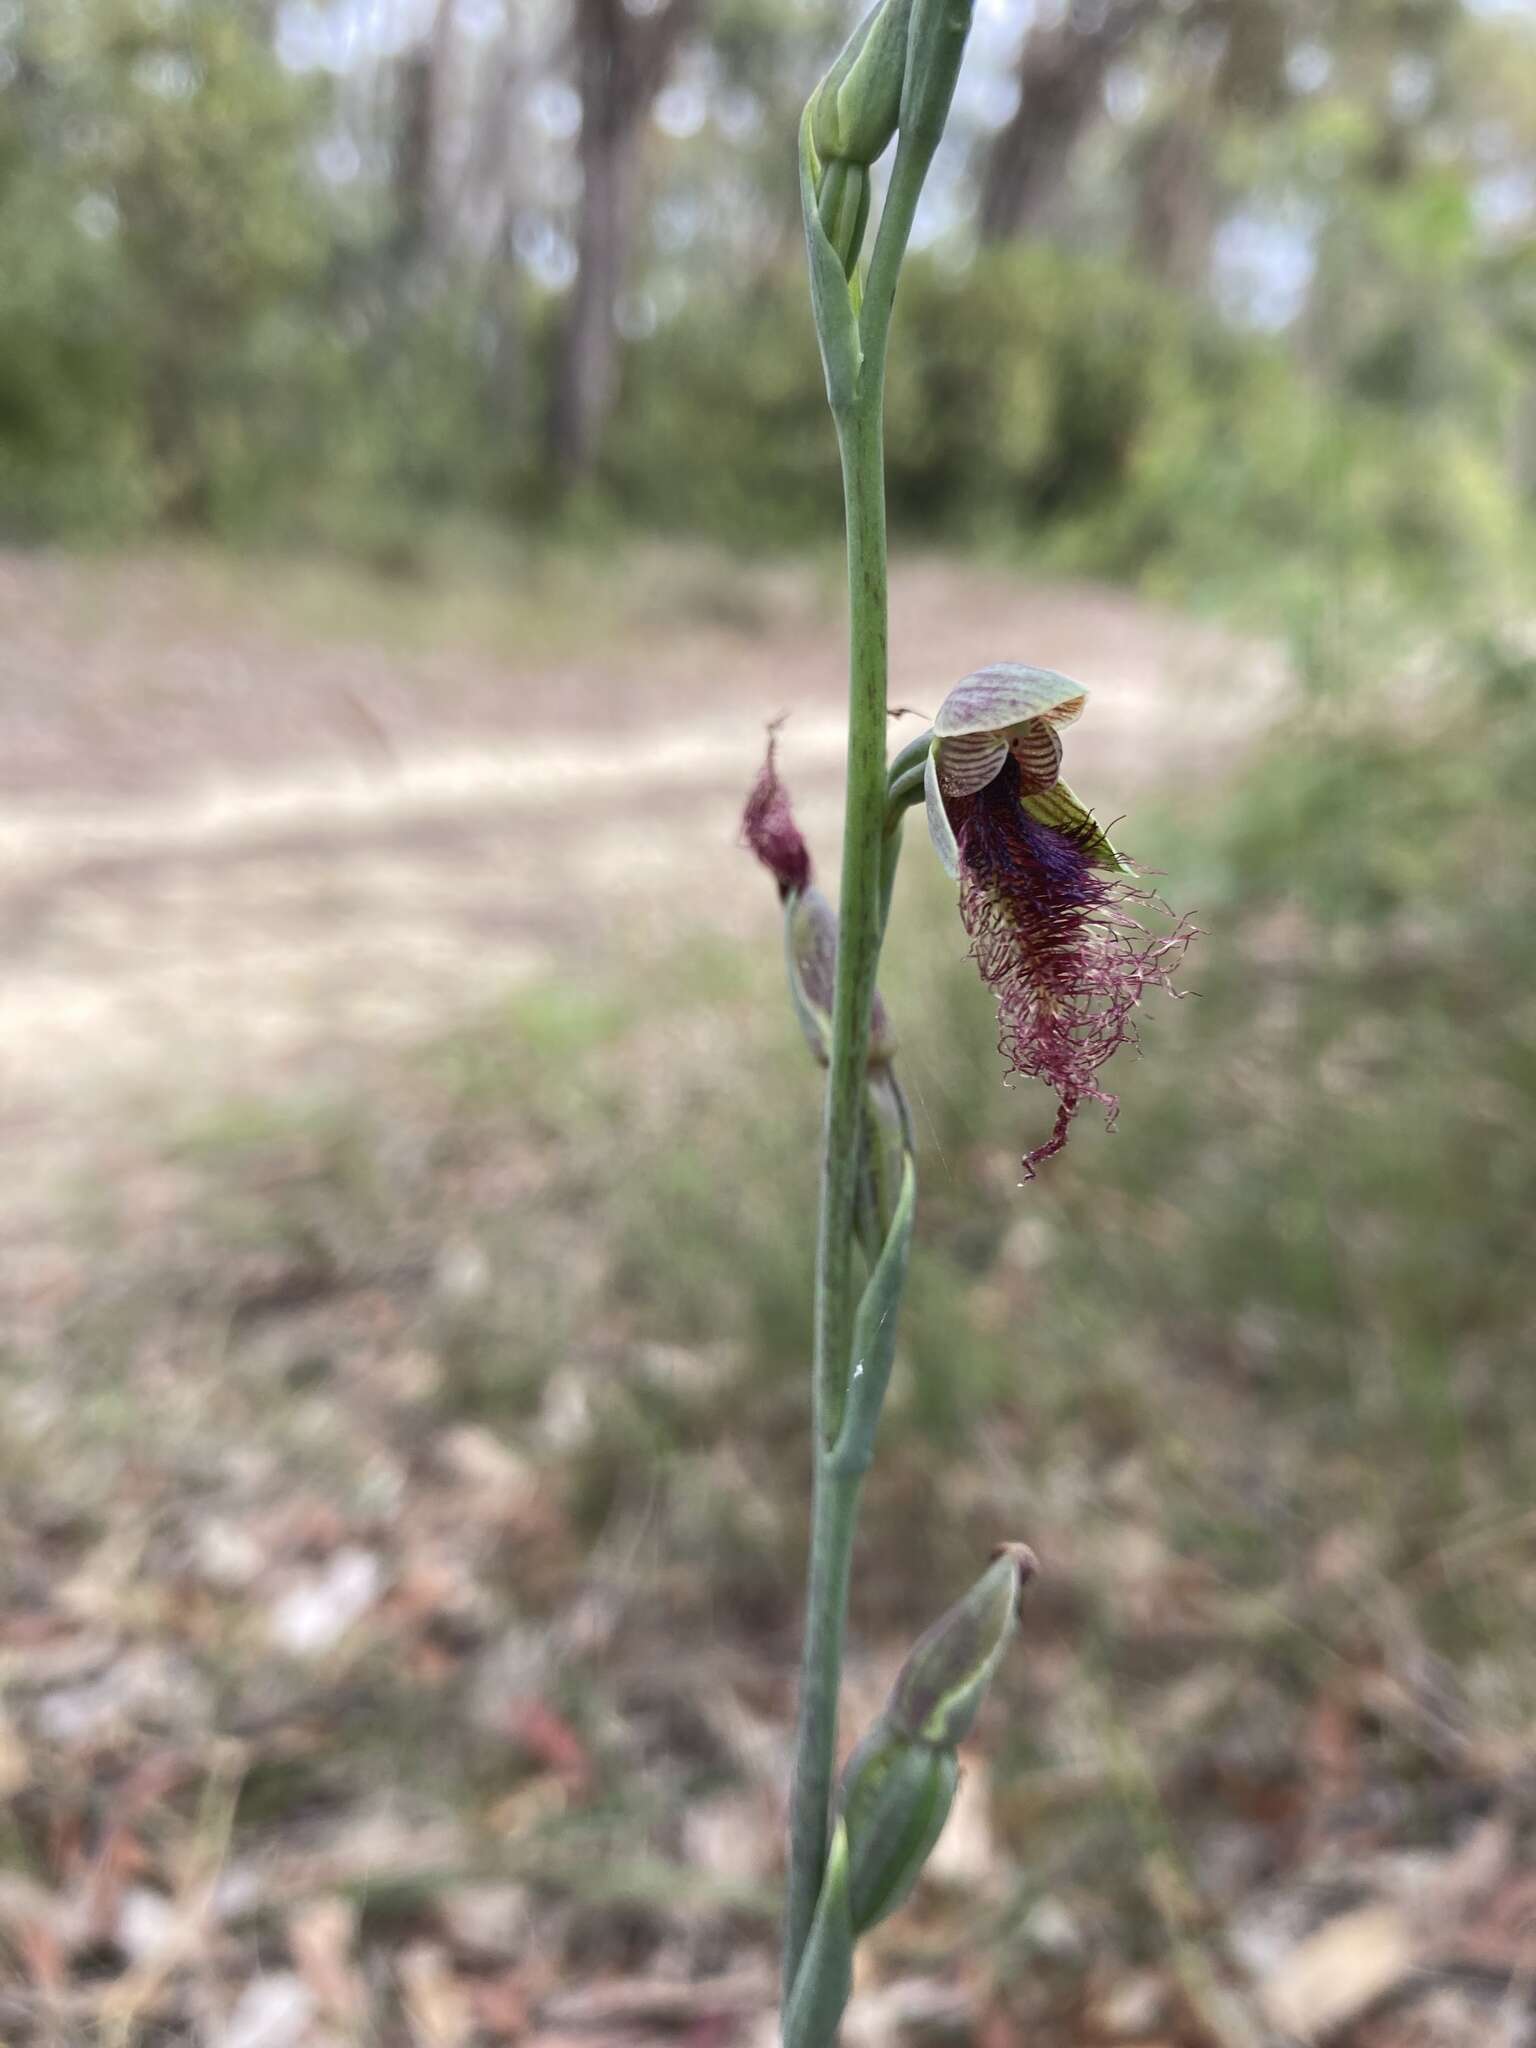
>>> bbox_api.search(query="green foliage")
[605,276,833,545]
[0,0,330,533]
[0,0,1533,569]
[0,1,537,547]
[0,150,154,537]
[608,245,1534,592]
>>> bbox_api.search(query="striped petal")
[934,729,1007,797]
[1007,719,1063,795]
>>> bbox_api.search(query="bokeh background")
[3,2,1536,2044]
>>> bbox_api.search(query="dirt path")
[0,550,1280,1219]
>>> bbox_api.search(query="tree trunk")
[1131,114,1217,295]
[394,0,457,263]
[551,6,636,486]
[548,0,698,487]
[1130,0,1289,297]
[977,0,1156,245]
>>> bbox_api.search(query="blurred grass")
[35,600,1533,1656]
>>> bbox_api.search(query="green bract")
[838,1721,958,1932]
[798,107,861,411]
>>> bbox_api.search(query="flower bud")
[830,1548,1035,1939]
[837,1720,958,1933]
[809,0,914,168]
[886,1542,1036,1748]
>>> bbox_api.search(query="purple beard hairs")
[948,753,1192,1176]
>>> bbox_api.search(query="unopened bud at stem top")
[809,0,914,169]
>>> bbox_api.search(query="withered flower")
[743,734,896,1070]
[742,731,814,902]
[924,665,1192,1175]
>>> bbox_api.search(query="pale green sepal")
[799,108,861,412]
[934,664,1088,739]
[923,745,959,880]
[832,1146,916,1469]
[839,1723,958,1933]
[782,1821,854,2048]
[1018,780,1129,873]
[887,1545,1035,1749]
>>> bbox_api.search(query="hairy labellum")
[948,753,1191,1175]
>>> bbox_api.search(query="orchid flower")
[924,664,1193,1174]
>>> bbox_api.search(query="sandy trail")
[0,553,1280,1215]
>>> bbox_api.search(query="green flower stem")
[881,758,928,933]
[817,397,891,1454]
[859,8,967,370]
[785,3,974,2009]
[885,761,927,811]
[832,1152,917,1477]
[784,1450,863,2000]
[887,728,935,787]
[878,818,907,942]
[785,391,891,1996]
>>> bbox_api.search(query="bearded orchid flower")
[924,664,1193,1175]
